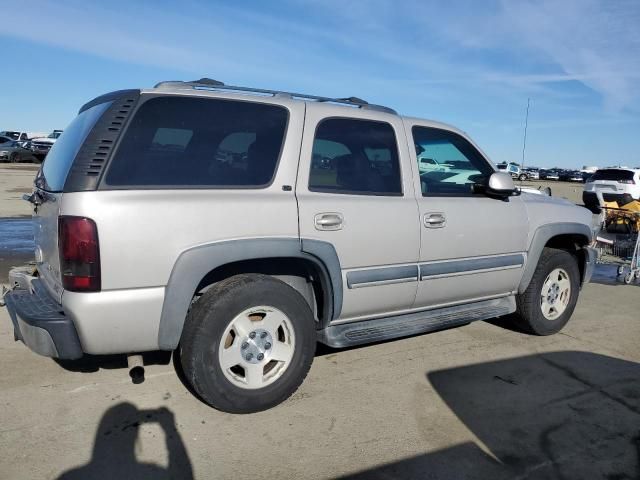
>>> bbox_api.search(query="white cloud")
[2,0,639,114]
[500,0,640,111]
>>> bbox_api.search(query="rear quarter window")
[104,96,288,188]
[39,102,112,192]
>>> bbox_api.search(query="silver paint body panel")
[28,87,594,354]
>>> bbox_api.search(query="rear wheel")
[9,152,19,163]
[179,274,316,413]
[518,173,527,181]
[515,248,580,335]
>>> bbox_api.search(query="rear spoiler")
[79,89,140,114]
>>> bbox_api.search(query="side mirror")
[487,172,518,198]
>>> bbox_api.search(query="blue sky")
[1,0,639,168]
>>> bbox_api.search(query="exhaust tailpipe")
[127,354,145,384]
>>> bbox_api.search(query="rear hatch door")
[32,189,63,302]
[587,169,634,193]
[31,101,113,302]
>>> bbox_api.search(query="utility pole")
[521,98,530,175]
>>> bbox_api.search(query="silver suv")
[3,79,596,413]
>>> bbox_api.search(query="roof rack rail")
[153,78,397,114]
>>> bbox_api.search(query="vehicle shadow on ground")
[56,402,194,480]
[55,351,173,373]
[338,351,640,479]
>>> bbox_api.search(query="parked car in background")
[27,130,63,161]
[583,168,640,213]
[497,162,528,181]
[567,171,584,182]
[0,140,36,163]
[0,131,30,143]
[540,169,560,181]
[559,170,583,182]
[522,167,540,180]
[0,131,47,147]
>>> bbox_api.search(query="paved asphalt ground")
[1,164,639,479]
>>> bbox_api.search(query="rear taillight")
[618,179,635,184]
[58,216,101,292]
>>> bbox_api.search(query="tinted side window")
[40,101,112,192]
[308,118,402,196]
[105,96,288,187]
[412,126,493,196]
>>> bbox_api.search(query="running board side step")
[317,297,516,348]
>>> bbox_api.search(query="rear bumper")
[3,277,83,359]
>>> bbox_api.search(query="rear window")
[39,102,112,192]
[104,96,288,188]
[592,169,635,181]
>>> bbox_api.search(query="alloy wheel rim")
[218,306,295,390]
[540,268,571,320]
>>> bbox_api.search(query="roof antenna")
[520,98,531,183]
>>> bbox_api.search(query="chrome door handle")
[314,212,344,231]
[424,212,446,228]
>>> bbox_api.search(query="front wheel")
[10,152,20,163]
[515,248,580,335]
[518,173,527,181]
[179,274,316,413]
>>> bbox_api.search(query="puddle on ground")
[0,218,34,253]
[591,263,638,286]
[0,218,35,283]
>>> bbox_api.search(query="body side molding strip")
[420,254,525,279]
[346,265,418,289]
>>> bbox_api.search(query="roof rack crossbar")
[153,79,397,114]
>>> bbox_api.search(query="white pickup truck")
[28,130,63,161]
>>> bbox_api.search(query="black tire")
[515,248,580,335]
[179,274,316,413]
[10,152,19,163]
[518,173,527,181]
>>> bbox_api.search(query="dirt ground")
[0,163,40,217]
